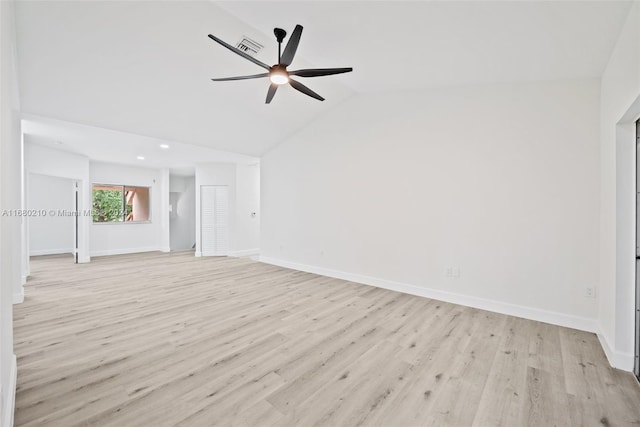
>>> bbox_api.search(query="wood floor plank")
[470,316,542,426]
[520,322,572,426]
[13,252,640,426]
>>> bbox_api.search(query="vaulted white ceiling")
[15,1,633,159]
[218,1,633,92]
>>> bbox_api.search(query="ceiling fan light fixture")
[269,70,289,85]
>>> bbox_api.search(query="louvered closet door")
[200,185,229,256]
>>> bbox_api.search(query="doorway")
[169,174,196,251]
[27,173,77,260]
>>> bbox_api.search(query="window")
[92,184,150,223]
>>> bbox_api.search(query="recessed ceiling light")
[54,140,63,145]
[159,144,170,149]
[137,156,145,160]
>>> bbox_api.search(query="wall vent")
[236,36,264,57]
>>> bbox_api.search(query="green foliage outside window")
[92,188,124,222]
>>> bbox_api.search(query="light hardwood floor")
[13,251,640,426]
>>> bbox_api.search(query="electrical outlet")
[585,287,596,298]
[452,267,460,278]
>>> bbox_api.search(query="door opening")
[170,174,196,252]
[27,173,76,263]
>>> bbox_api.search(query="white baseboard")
[90,247,161,257]
[161,246,171,253]
[228,248,260,258]
[260,257,598,334]
[195,251,202,257]
[597,331,635,371]
[2,354,17,427]
[13,287,24,304]
[29,248,74,256]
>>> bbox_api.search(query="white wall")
[261,79,600,332]
[598,1,640,370]
[28,174,74,255]
[90,162,169,256]
[0,0,21,424]
[24,142,91,264]
[169,174,196,251]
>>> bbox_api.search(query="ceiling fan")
[208,25,352,103]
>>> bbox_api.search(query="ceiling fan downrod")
[274,28,287,64]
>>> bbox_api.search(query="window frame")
[91,183,152,224]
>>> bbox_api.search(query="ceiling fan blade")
[266,83,278,104]
[211,73,269,81]
[289,67,353,78]
[208,34,270,71]
[289,79,324,101]
[280,25,303,66]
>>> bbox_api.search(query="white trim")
[29,248,74,256]
[90,246,161,257]
[260,257,598,333]
[195,251,202,257]
[228,248,260,258]
[597,331,635,371]
[2,355,17,427]
[161,246,171,253]
[21,274,27,285]
[13,288,24,304]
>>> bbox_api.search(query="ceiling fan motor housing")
[274,28,287,43]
